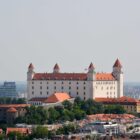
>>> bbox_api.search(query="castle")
[27,59,123,100]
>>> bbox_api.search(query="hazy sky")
[0,0,140,82]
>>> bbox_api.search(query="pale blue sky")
[0,0,140,82]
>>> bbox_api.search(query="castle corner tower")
[112,59,123,97]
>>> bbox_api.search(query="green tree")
[16,106,48,124]
[56,124,78,135]
[73,108,86,120]
[31,126,48,139]
[104,105,126,114]
[62,100,73,110]
[48,107,60,124]
[0,134,5,140]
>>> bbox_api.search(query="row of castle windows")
[32,86,86,90]
[32,81,87,85]
[107,92,116,95]
[96,81,116,85]
[96,86,116,90]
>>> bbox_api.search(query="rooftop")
[6,128,30,135]
[0,104,30,108]
[45,92,71,103]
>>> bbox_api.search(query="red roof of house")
[6,128,29,135]
[7,107,17,113]
[96,73,115,80]
[87,114,135,121]
[28,63,34,69]
[45,92,71,103]
[113,59,122,68]
[95,96,140,105]
[0,104,30,108]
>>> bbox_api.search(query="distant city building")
[124,84,140,99]
[0,82,18,98]
[27,59,124,100]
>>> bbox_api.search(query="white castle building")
[27,59,123,100]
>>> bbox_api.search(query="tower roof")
[88,63,95,69]
[28,63,34,69]
[7,107,17,113]
[54,63,60,70]
[113,59,122,68]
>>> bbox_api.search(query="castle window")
[61,87,63,90]
[107,87,108,90]
[77,87,79,90]
[40,91,42,95]
[84,87,86,90]
[47,92,49,95]
[62,81,64,84]
[84,97,86,100]
[47,81,49,84]
[69,82,71,84]
[84,82,86,84]
[84,92,86,95]
[40,86,42,89]
[54,82,56,84]
[32,82,34,84]
[77,82,79,84]
[69,87,71,89]
[32,86,34,89]
[101,87,103,90]
[77,92,79,95]
[69,92,71,95]
[40,82,42,84]
[32,91,34,95]
[54,86,56,90]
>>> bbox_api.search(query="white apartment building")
[27,59,123,100]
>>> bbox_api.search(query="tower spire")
[113,59,122,68]
[53,63,60,73]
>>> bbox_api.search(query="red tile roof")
[87,114,135,121]
[0,104,30,108]
[7,107,17,113]
[6,128,30,135]
[95,96,140,105]
[33,73,116,81]
[96,73,115,80]
[33,73,87,80]
[45,92,71,103]
[113,59,122,68]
